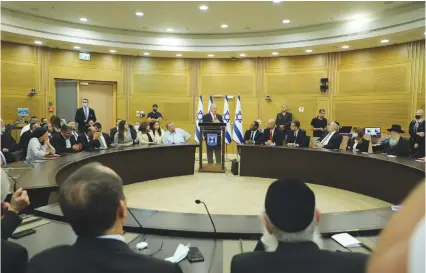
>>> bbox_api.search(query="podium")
[198,122,226,173]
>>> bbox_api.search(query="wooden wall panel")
[267,54,326,69]
[133,57,188,71]
[50,50,121,70]
[201,59,254,71]
[266,71,326,95]
[132,74,188,95]
[340,44,409,66]
[199,74,254,96]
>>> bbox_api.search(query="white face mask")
[134,124,140,131]
[352,133,358,138]
[82,103,88,108]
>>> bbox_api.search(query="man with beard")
[231,178,368,273]
[383,124,410,157]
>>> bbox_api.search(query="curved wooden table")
[238,144,425,204]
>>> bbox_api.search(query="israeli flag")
[223,95,232,144]
[208,95,213,111]
[194,95,203,143]
[232,95,244,144]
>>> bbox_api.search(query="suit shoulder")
[30,245,72,263]
[231,252,266,271]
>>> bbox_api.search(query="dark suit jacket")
[347,138,370,153]
[409,120,425,144]
[285,129,307,146]
[320,133,343,150]
[384,137,410,157]
[75,107,96,133]
[19,130,33,160]
[27,237,182,273]
[1,211,28,273]
[259,128,285,146]
[78,134,100,151]
[244,130,262,144]
[101,132,111,147]
[201,113,224,146]
[1,132,19,162]
[231,242,367,273]
[51,134,79,155]
[109,127,118,140]
[275,112,292,131]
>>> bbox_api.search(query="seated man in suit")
[347,127,369,153]
[67,121,81,143]
[19,121,41,160]
[286,120,306,147]
[201,104,223,164]
[383,124,410,157]
[93,122,111,148]
[78,125,101,151]
[51,125,82,155]
[244,121,263,144]
[1,168,30,273]
[314,122,342,150]
[26,163,182,273]
[259,119,285,146]
[231,178,368,273]
[109,118,121,140]
[1,119,20,163]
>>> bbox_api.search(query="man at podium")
[202,104,223,164]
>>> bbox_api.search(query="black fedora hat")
[387,124,404,133]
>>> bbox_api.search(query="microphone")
[195,199,217,234]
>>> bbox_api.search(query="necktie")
[414,122,419,132]
[213,114,216,120]
[84,107,88,120]
[269,131,273,141]
[294,132,297,138]
[250,131,254,141]
[321,133,331,145]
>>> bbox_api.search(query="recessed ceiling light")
[34,40,42,45]
[282,19,291,24]
[199,5,208,11]
[135,12,144,17]
[73,46,81,49]
[79,17,88,22]
[166,28,174,32]
[109,49,116,53]
[305,49,312,53]
[143,52,150,56]
[176,53,182,57]
[341,45,349,49]
[220,24,228,29]
[273,0,283,3]
[272,52,279,56]
[380,39,389,43]
[208,54,214,57]
[240,53,246,57]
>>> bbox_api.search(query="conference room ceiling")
[1,1,425,58]
[0,1,418,34]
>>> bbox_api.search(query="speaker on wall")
[320,78,329,92]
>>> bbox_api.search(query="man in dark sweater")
[27,163,182,273]
[231,178,368,273]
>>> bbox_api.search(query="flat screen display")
[365,127,381,138]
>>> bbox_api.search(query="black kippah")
[32,127,48,139]
[265,178,316,232]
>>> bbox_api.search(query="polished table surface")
[11,218,375,273]
[238,144,425,204]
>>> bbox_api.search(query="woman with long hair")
[113,120,133,147]
[26,127,56,160]
[151,121,163,144]
[137,122,155,145]
[50,115,62,133]
[347,127,369,153]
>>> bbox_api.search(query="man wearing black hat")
[147,104,163,130]
[383,124,410,157]
[231,178,368,273]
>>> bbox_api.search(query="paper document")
[165,243,190,263]
[331,233,361,248]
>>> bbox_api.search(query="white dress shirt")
[163,128,191,144]
[97,234,125,242]
[20,124,30,136]
[64,136,71,149]
[320,131,336,145]
[137,131,154,144]
[99,134,108,149]
[72,130,79,142]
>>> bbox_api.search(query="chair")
[364,134,373,153]
[302,135,311,148]
[339,136,349,151]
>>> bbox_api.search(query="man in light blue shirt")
[163,122,191,144]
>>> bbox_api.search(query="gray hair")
[329,122,338,131]
[264,212,316,243]
[210,103,217,109]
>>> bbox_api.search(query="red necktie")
[269,131,272,140]
[213,114,216,120]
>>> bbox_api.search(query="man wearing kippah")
[231,178,368,273]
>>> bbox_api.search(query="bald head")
[210,104,217,115]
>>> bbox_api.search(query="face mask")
[152,109,157,112]
[82,103,88,107]
[415,115,421,120]
[352,133,358,138]
[1,127,5,133]
[134,125,139,131]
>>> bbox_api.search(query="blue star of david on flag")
[235,111,242,123]
[224,111,230,123]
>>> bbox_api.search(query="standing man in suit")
[1,119,20,163]
[383,124,410,157]
[202,104,223,164]
[109,118,121,140]
[409,110,425,158]
[314,122,342,150]
[275,104,292,133]
[51,125,82,155]
[74,98,97,133]
[147,104,163,130]
[93,122,111,148]
[1,169,30,273]
[26,163,182,273]
[244,121,263,144]
[260,119,285,146]
[286,120,307,147]
[231,178,368,273]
